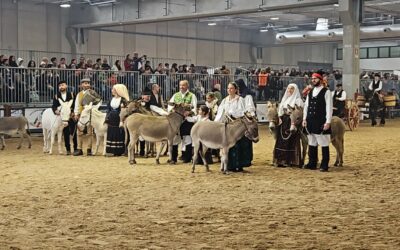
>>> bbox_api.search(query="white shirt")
[186,115,209,123]
[303,86,333,124]
[110,97,121,109]
[214,95,245,122]
[168,90,198,115]
[369,80,382,92]
[244,95,256,117]
[331,90,347,101]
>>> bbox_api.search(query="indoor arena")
[1,0,400,249]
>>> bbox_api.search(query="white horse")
[77,102,107,156]
[41,99,73,155]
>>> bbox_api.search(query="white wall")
[0,0,70,52]
[263,43,335,67]
[333,41,400,71]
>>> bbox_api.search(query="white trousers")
[307,134,330,147]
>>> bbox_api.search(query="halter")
[78,108,92,127]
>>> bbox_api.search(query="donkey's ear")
[275,102,279,108]
[58,98,64,105]
[167,101,175,106]
[287,105,294,111]
[295,104,299,109]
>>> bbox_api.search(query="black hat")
[58,80,67,86]
[336,83,342,87]
[141,86,151,96]
[374,73,381,78]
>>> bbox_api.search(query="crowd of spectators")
[1,52,399,104]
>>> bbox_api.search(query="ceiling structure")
[191,0,400,33]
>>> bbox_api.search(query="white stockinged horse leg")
[102,134,107,156]
[42,129,48,153]
[49,128,56,155]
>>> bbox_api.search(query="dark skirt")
[228,136,253,171]
[106,110,125,155]
[273,115,301,166]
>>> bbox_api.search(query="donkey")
[265,101,279,140]
[287,104,346,167]
[41,99,73,154]
[120,100,167,157]
[124,103,190,165]
[78,102,108,156]
[0,116,32,150]
[191,113,260,174]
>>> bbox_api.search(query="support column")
[342,23,360,98]
[339,0,362,98]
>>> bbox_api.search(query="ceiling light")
[208,22,217,26]
[334,3,339,7]
[270,17,279,20]
[60,3,71,8]
[260,29,269,32]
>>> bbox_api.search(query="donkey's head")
[171,103,192,117]
[241,112,259,143]
[288,104,303,133]
[266,101,279,130]
[59,99,73,127]
[78,102,100,129]
[120,100,141,123]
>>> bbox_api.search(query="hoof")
[206,167,210,172]
[156,159,160,165]
[168,161,176,165]
[28,146,31,149]
[1,147,4,150]
[17,146,21,150]
[129,160,136,165]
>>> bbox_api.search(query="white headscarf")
[278,83,303,116]
[113,84,130,101]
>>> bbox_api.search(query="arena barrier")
[1,67,398,108]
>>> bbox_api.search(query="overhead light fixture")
[270,17,279,20]
[208,22,217,26]
[334,3,339,7]
[60,3,71,8]
[260,29,269,32]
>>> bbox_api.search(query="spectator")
[94,58,102,70]
[101,58,111,70]
[50,57,57,68]
[58,58,67,69]
[111,60,122,72]
[9,56,18,67]
[69,59,77,69]
[124,54,132,71]
[17,58,25,68]
[77,57,86,69]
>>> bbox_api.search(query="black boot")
[170,145,178,163]
[139,141,145,157]
[320,146,330,172]
[304,146,318,170]
[73,149,83,156]
[182,144,193,163]
[87,148,93,156]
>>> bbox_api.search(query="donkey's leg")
[57,130,63,154]
[17,130,24,149]
[331,139,340,167]
[339,138,344,167]
[102,135,107,156]
[191,142,200,173]
[49,130,56,155]
[0,135,5,150]
[128,133,138,165]
[199,144,210,172]
[94,135,100,155]
[300,132,308,167]
[155,141,162,165]
[25,131,32,149]
[42,130,48,153]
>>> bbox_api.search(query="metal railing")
[1,66,399,107]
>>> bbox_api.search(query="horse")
[190,113,259,173]
[77,102,107,156]
[363,87,385,126]
[41,99,73,155]
[287,104,346,167]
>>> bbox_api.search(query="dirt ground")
[1,119,400,249]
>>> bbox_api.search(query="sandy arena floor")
[1,119,400,249]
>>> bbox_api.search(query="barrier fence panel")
[1,66,399,108]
